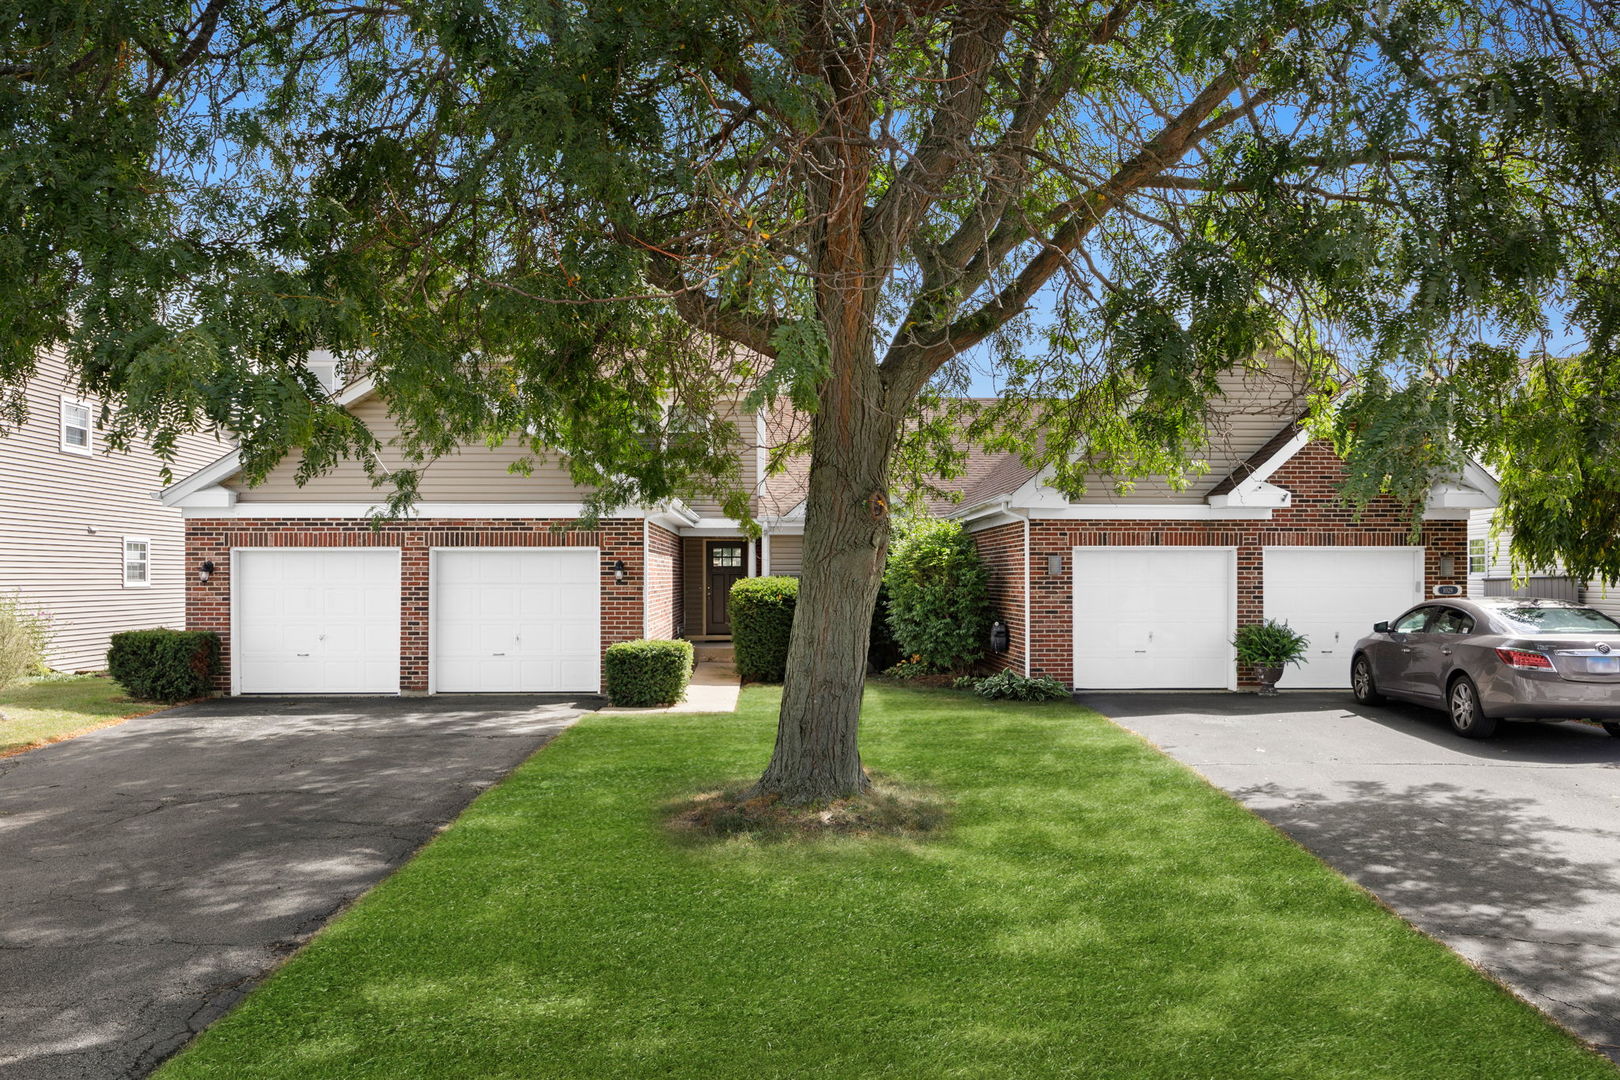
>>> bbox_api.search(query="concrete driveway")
[0,695,588,1080]
[1083,690,1620,1060]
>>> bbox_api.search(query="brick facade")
[1005,442,1469,688]
[644,522,683,639]
[969,520,1027,676]
[185,517,648,693]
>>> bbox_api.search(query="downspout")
[1023,514,1031,677]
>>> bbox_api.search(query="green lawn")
[0,673,163,754]
[158,684,1614,1079]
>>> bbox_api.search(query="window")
[60,397,92,455]
[1468,538,1487,575]
[1494,604,1620,634]
[710,544,744,568]
[1431,608,1475,635]
[1394,607,1435,634]
[122,537,151,587]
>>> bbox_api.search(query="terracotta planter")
[1255,664,1285,696]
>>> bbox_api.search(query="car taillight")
[1495,648,1555,670]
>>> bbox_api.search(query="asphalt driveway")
[1083,690,1620,1060]
[0,695,588,1080]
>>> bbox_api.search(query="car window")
[1493,605,1620,634]
[1393,607,1435,633]
[1430,608,1475,635]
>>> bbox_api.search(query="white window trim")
[122,536,152,588]
[1468,538,1488,576]
[60,396,93,456]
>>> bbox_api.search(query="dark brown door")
[706,541,747,634]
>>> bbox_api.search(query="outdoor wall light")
[612,559,627,584]
[198,560,216,584]
[1046,553,1064,576]
[1439,555,1456,577]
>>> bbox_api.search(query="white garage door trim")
[1262,546,1425,689]
[429,547,602,694]
[1071,546,1238,691]
[230,547,402,696]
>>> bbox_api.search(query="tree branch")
[882,54,1262,399]
[643,255,782,360]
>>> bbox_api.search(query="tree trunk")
[753,349,898,804]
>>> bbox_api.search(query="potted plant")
[1232,620,1310,696]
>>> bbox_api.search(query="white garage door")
[1264,547,1425,688]
[432,549,601,693]
[1072,547,1235,690]
[235,549,401,694]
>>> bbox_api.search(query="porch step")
[692,641,735,664]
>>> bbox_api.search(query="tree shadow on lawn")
[1232,777,1620,1056]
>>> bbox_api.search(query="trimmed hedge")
[604,639,694,707]
[730,576,798,683]
[107,629,221,702]
[884,518,991,673]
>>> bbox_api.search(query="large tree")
[5,1,1619,800]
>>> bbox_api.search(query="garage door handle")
[296,653,310,657]
[492,652,506,657]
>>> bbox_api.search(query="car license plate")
[1590,656,1620,674]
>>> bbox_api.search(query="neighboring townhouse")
[160,361,1496,696]
[1466,511,1620,621]
[0,349,229,671]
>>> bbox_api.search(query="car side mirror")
[1373,621,1391,634]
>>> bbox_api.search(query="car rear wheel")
[1603,722,1620,738]
[1351,655,1384,705]
[1448,675,1498,739]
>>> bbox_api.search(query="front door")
[706,540,747,635]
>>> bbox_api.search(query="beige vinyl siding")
[230,393,592,502]
[1469,509,1620,620]
[768,534,803,576]
[1075,365,1307,504]
[683,400,760,518]
[0,349,227,670]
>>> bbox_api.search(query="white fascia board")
[181,501,604,520]
[1458,458,1501,501]
[659,499,702,526]
[161,374,382,507]
[1424,486,1498,513]
[1003,465,1071,511]
[160,448,248,506]
[1242,428,1311,487]
[1027,503,1275,521]
[1206,480,1292,509]
[169,485,238,509]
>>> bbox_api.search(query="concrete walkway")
[0,695,586,1079]
[598,658,741,715]
[1082,690,1620,1060]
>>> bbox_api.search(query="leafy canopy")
[5,1,1620,574]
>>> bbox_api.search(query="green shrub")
[604,639,694,707]
[1232,620,1311,668]
[970,671,1071,702]
[0,593,50,691]
[884,518,991,673]
[107,629,220,702]
[730,576,798,682]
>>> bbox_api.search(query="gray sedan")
[1350,597,1620,739]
